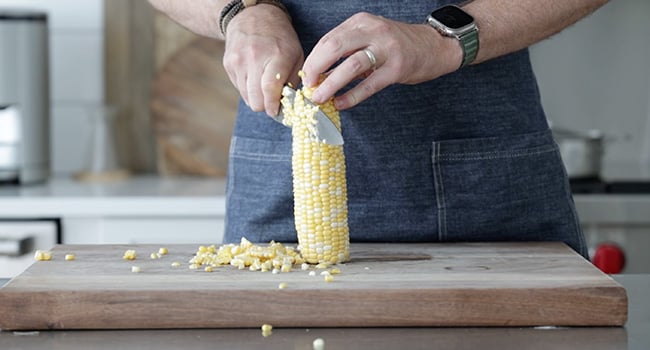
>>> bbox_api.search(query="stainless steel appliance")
[0,9,49,184]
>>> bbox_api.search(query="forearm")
[463,0,608,64]
[148,0,228,39]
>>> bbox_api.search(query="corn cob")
[280,77,350,264]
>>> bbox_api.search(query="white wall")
[530,0,650,171]
[0,0,103,174]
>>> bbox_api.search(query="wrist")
[219,0,290,36]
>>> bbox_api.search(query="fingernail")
[311,89,323,104]
[334,97,346,110]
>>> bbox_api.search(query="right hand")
[222,5,303,117]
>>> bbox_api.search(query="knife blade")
[271,86,344,146]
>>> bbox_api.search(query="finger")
[261,61,299,117]
[246,65,265,113]
[302,13,378,87]
[311,49,378,104]
[333,69,391,110]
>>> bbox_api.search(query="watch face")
[431,5,474,30]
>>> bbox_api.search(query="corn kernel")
[330,268,341,275]
[204,266,214,272]
[150,253,158,259]
[189,264,199,270]
[308,271,316,277]
[320,271,330,276]
[301,263,310,271]
[158,247,168,255]
[64,254,75,261]
[131,266,141,273]
[261,323,273,337]
[123,250,137,260]
[34,250,52,261]
[278,282,288,289]
[324,274,334,282]
[275,72,281,80]
[171,261,181,267]
[313,338,325,350]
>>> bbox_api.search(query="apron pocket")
[225,136,294,243]
[431,130,585,254]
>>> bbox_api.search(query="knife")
[271,86,344,146]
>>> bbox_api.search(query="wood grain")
[151,37,238,176]
[0,243,627,330]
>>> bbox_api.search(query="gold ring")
[363,48,377,69]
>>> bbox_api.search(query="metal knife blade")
[271,86,344,146]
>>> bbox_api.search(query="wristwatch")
[219,0,290,35]
[425,5,479,68]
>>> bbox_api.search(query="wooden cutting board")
[0,243,627,330]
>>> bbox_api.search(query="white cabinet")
[0,176,227,246]
[63,217,224,245]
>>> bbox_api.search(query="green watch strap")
[458,29,479,68]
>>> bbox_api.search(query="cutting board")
[0,243,627,330]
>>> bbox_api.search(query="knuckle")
[320,34,343,53]
[347,56,365,74]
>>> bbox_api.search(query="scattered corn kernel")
[315,262,331,269]
[189,263,199,270]
[330,268,341,275]
[301,263,310,271]
[275,72,281,80]
[308,271,316,277]
[123,250,137,260]
[150,253,158,259]
[278,282,288,289]
[64,254,75,261]
[188,237,304,273]
[364,266,370,270]
[131,266,141,273]
[158,247,168,255]
[324,275,334,283]
[204,266,214,272]
[280,74,350,265]
[171,261,181,267]
[313,338,325,350]
[320,271,330,276]
[34,250,52,261]
[261,323,273,337]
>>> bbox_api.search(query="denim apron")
[224,1,588,258]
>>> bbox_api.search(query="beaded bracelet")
[219,0,291,36]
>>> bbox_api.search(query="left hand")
[302,12,462,110]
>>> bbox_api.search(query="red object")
[592,243,626,274]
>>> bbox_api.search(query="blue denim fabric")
[224,1,588,258]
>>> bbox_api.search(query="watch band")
[458,29,479,68]
[219,0,290,36]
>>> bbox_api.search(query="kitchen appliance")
[553,127,604,179]
[0,9,50,184]
[0,219,59,278]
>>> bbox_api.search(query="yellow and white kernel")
[278,282,288,289]
[313,338,325,350]
[122,249,137,260]
[131,266,141,273]
[64,254,75,261]
[158,247,168,255]
[324,275,334,283]
[34,250,52,261]
[171,261,181,267]
[261,323,273,337]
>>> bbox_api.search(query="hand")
[223,5,303,116]
[302,12,462,110]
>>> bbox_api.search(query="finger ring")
[363,48,377,69]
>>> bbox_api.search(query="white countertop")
[0,175,226,218]
[1,174,650,224]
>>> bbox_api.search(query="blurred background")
[0,0,648,277]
